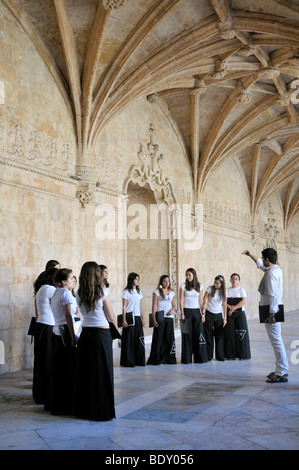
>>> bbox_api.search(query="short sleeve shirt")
[122,288,143,316]
[180,283,202,309]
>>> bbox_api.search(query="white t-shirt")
[226,287,247,311]
[206,286,224,314]
[122,288,143,316]
[51,288,77,335]
[76,288,109,328]
[36,284,55,326]
[153,289,175,318]
[180,283,202,309]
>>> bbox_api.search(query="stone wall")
[0,3,298,374]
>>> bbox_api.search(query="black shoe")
[266,374,288,383]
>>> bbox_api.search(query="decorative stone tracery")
[125,124,178,292]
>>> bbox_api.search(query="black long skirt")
[147,317,177,365]
[32,322,53,405]
[47,331,76,415]
[181,308,208,364]
[120,316,145,367]
[224,310,251,360]
[73,328,115,421]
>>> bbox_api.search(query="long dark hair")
[53,268,72,288]
[77,262,104,313]
[99,264,109,288]
[185,268,201,292]
[210,275,226,298]
[125,272,140,294]
[157,275,173,299]
[45,259,60,270]
[33,267,58,295]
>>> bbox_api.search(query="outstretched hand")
[242,249,250,256]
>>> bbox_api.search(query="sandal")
[266,374,288,383]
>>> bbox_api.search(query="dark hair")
[262,248,277,264]
[99,264,109,288]
[185,268,201,292]
[77,262,104,313]
[33,267,58,295]
[125,272,140,294]
[230,273,240,280]
[157,275,173,299]
[45,259,60,270]
[210,275,226,298]
[53,268,72,288]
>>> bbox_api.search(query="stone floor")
[0,311,298,451]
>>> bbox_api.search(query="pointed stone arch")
[123,124,179,295]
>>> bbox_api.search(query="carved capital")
[76,182,96,208]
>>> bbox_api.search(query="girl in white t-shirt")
[179,268,208,364]
[224,273,251,360]
[32,267,57,405]
[120,272,145,367]
[147,275,177,365]
[202,275,227,361]
[73,261,117,421]
[48,268,77,415]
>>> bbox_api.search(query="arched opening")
[126,182,169,325]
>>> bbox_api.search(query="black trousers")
[33,322,53,405]
[224,310,251,360]
[120,316,145,367]
[73,328,115,421]
[147,317,177,365]
[204,311,224,361]
[181,308,208,364]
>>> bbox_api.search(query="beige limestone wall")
[0,2,298,374]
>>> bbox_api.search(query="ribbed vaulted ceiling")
[3,0,299,229]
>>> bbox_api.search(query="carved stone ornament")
[211,59,227,80]
[238,46,256,57]
[0,113,73,174]
[127,124,178,291]
[218,21,235,39]
[102,0,126,10]
[264,203,279,250]
[76,189,93,208]
[131,123,176,205]
[258,67,280,80]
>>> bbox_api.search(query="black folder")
[180,318,190,334]
[259,304,284,323]
[27,317,36,336]
[117,311,134,327]
[149,310,164,327]
[109,322,122,339]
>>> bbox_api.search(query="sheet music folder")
[259,304,284,323]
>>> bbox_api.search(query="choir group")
[31,260,251,422]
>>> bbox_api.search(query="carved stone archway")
[123,124,179,295]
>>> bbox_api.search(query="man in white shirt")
[243,248,288,383]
